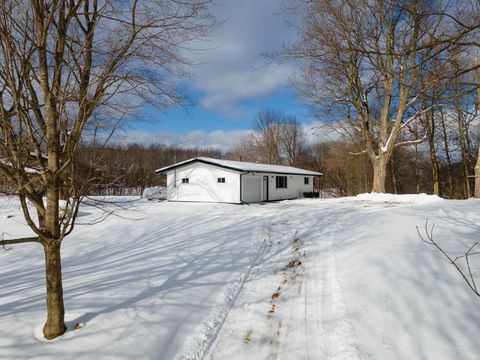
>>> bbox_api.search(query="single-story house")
[155,157,322,204]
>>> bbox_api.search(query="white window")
[182,178,189,183]
[304,177,309,185]
[276,176,287,189]
[217,177,226,183]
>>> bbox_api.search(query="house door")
[262,176,269,201]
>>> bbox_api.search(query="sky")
[118,0,332,152]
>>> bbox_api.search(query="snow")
[353,192,443,204]
[155,157,323,176]
[1,194,479,359]
[142,186,167,200]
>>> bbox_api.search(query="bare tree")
[279,116,305,166]
[232,109,306,166]
[286,0,480,193]
[0,0,214,339]
[252,109,283,164]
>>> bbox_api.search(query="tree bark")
[429,145,440,196]
[42,240,66,340]
[456,97,471,198]
[390,153,398,194]
[439,109,454,195]
[475,147,480,198]
[473,57,480,199]
[414,142,421,193]
[371,158,388,193]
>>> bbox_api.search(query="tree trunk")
[371,158,388,193]
[427,128,440,196]
[456,98,471,198]
[430,146,440,196]
[439,109,454,195]
[475,147,480,198]
[427,108,440,196]
[414,142,421,193]
[42,240,66,340]
[475,59,480,199]
[390,153,398,194]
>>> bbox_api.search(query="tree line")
[3,98,469,200]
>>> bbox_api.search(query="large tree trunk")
[371,158,388,193]
[42,240,66,340]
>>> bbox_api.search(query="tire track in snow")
[304,209,361,360]
[207,217,295,360]
[197,203,362,360]
[176,209,279,360]
[275,204,361,360]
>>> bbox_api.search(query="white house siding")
[166,162,241,203]
[241,173,314,203]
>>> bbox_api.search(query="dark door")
[263,176,269,201]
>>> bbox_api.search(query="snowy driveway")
[1,195,480,359]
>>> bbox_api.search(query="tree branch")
[395,136,427,148]
[1,235,41,247]
[417,220,480,298]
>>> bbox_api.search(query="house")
[155,157,322,204]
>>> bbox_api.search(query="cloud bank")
[114,129,249,152]
[115,121,341,153]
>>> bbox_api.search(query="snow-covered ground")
[1,194,479,359]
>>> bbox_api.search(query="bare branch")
[417,220,480,298]
[394,137,427,148]
[1,235,41,248]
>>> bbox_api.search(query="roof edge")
[155,157,323,176]
[155,158,244,174]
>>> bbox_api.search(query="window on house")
[276,176,287,189]
[304,177,309,185]
[217,177,226,183]
[181,178,189,183]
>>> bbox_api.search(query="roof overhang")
[155,158,323,177]
[155,158,244,175]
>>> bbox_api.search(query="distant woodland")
[2,103,473,199]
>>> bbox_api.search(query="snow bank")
[142,186,166,200]
[353,192,444,204]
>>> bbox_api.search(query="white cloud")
[114,120,341,154]
[197,63,297,117]
[114,128,248,152]
[186,0,300,118]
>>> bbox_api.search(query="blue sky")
[138,88,306,134]
[119,0,318,151]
